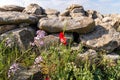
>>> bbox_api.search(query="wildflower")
[8,63,19,78]
[36,30,46,38]
[30,30,46,47]
[59,32,67,45]
[34,56,43,64]
[45,76,50,80]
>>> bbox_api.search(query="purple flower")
[36,30,46,39]
[31,30,46,47]
[34,56,43,64]
[8,63,19,78]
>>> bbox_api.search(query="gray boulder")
[12,65,44,80]
[23,3,44,15]
[0,5,24,12]
[0,27,35,49]
[38,17,95,34]
[0,11,38,25]
[80,22,120,53]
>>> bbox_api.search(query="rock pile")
[0,3,120,80]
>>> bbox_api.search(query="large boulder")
[0,12,38,25]
[38,17,95,34]
[0,5,24,12]
[67,4,86,17]
[80,21,120,53]
[0,27,35,49]
[23,3,44,15]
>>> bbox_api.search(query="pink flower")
[34,56,43,64]
[8,63,19,78]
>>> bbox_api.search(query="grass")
[0,40,120,80]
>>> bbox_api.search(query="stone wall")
[1,3,120,80]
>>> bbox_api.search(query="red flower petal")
[45,76,50,80]
[59,32,67,45]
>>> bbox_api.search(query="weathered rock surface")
[66,4,84,11]
[23,3,44,15]
[38,17,95,34]
[76,49,120,66]
[0,5,24,12]
[0,25,17,34]
[12,65,44,80]
[75,49,98,66]
[0,12,38,25]
[0,27,35,49]
[86,10,103,19]
[45,8,60,16]
[80,21,120,53]
[60,10,70,16]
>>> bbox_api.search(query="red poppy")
[45,76,50,80]
[59,32,67,45]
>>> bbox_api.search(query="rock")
[43,35,59,47]
[23,3,44,15]
[47,15,58,18]
[103,53,120,62]
[45,8,60,16]
[102,17,112,23]
[35,35,59,48]
[38,17,95,34]
[102,53,120,66]
[75,49,98,66]
[60,10,70,16]
[67,4,83,11]
[76,49,120,67]
[0,27,35,49]
[0,11,38,25]
[86,10,103,19]
[71,8,85,13]
[0,5,24,12]
[80,22,120,53]
[12,65,44,80]
[70,13,85,18]
[0,25,17,34]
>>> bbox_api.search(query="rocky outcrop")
[0,5,24,12]
[38,17,95,33]
[0,12,38,25]
[80,16,120,53]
